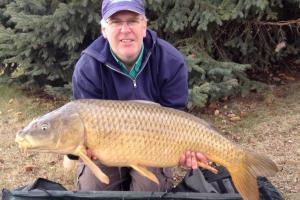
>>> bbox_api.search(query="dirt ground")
[0,81,299,199]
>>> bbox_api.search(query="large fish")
[15,99,278,200]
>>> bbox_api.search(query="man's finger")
[191,152,198,169]
[196,152,208,163]
[185,150,191,156]
[179,154,186,165]
[92,156,98,160]
[186,152,192,168]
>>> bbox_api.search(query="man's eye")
[111,20,122,25]
[128,20,139,25]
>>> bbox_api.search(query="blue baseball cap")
[102,0,145,21]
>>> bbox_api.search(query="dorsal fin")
[130,100,161,106]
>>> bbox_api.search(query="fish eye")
[41,123,48,131]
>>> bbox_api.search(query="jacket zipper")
[134,51,152,81]
[105,64,137,88]
[133,79,137,88]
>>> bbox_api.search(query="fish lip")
[15,134,26,144]
[15,135,32,150]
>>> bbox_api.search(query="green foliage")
[146,0,300,72]
[145,0,271,33]
[145,0,299,107]
[44,83,72,99]
[0,0,100,93]
[0,0,299,107]
[184,50,266,108]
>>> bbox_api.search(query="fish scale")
[15,99,278,200]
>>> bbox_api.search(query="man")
[72,0,209,192]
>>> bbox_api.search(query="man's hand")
[86,148,98,160]
[179,151,209,170]
[63,155,77,171]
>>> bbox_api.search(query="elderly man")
[72,0,209,192]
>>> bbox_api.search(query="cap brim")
[103,5,144,20]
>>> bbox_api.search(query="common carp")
[15,99,278,200]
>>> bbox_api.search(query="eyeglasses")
[106,18,144,29]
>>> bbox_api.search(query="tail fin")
[227,151,278,200]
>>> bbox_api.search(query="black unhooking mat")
[2,166,283,200]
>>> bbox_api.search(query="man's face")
[102,11,147,66]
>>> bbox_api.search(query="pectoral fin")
[130,165,159,185]
[76,146,110,184]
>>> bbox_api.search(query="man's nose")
[120,22,131,32]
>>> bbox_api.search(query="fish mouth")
[15,135,61,153]
[15,135,31,153]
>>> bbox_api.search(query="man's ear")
[101,26,107,38]
[142,21,147,38]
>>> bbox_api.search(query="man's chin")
[120,54,138,65]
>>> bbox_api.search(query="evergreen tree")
[0,0,16,80]
[0,0,100,90]
[145,0,300,107]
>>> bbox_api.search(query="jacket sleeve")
[159,56,189,110]
[72,54,103,100]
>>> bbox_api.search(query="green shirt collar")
[110,44,144,79]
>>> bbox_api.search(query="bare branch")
[254,18,300,26]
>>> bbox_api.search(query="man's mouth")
[120,39,134,43]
